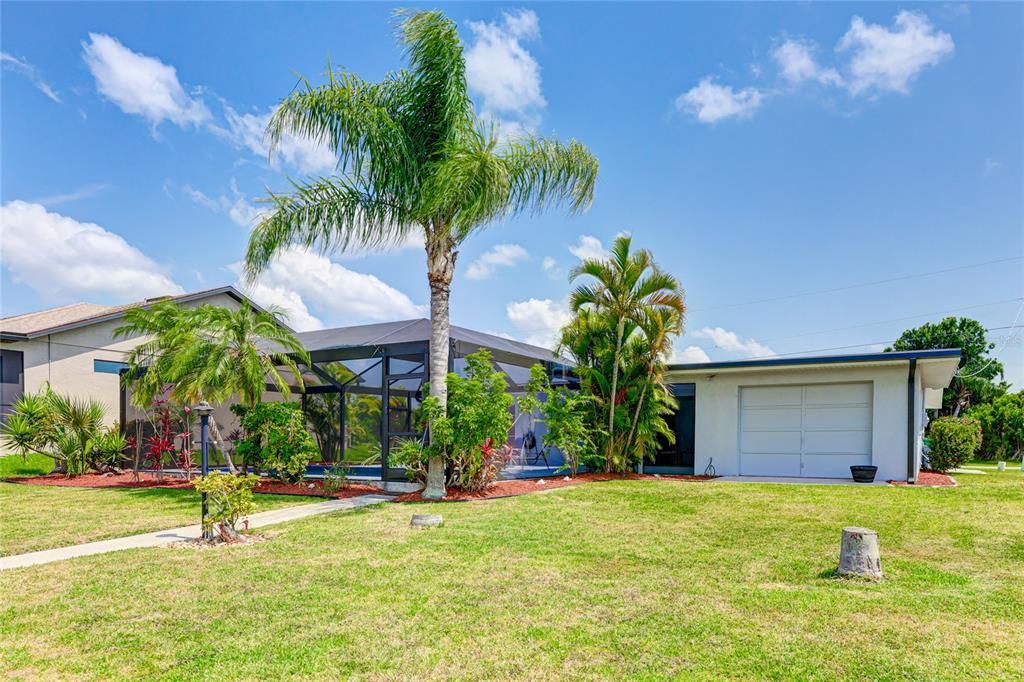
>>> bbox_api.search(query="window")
[94,359,129,375]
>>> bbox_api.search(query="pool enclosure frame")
[280,319,569,482]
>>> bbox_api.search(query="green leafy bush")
[0,388,126,475]
[192,472,259,532]
[967,392,1024,461]
[392,350,517,492]
[928,416,983,472]
[234,402,317,483]
[523,364,598,475]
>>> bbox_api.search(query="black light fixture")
[194,400,215,540]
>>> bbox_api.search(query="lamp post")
[195,401,215,540]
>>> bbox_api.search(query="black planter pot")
[850,465,878,483]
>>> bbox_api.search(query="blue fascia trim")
[667,348,961,372]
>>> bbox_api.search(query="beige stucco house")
[0,286,254,428]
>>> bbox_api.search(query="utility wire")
[691,256,1023,312]
[758,297,1022,344]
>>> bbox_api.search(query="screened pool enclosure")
[282,319,570,481]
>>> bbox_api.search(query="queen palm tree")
[569,235,684,470]
[243,10,598,498]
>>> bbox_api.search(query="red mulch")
[888,470,957,487]
[5,472,381,499]
[393,471,715,502]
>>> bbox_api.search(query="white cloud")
[836,11,954,96]
[32,183,110,207]
[542,256,557,272]
[984,158,1001,176]
[568,235,608,262]
[240,281,324,332]
[1,52,60,103]
[235,246,424,331]
[213,105,337,175]
[676,77,764,123]
[81,33,210,131]
[772,39,843,86]
[465,243,528,280]
[693,326,775,358]
[0,201,183,301]
[466,9,545,139]
[183,179,264,229]
[506,298,570,348]
[672,345,712,364]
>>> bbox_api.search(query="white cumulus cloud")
[82,33,210,132]
[235,246,424,332]
[466,9,545,139]
[772,39,843,86]
[213,105,337,175]
[506,298,570,348]
[676,77,764,123]
[672,345,712,364]
[837,11,954,96]
[693,327,774,358]
[0,201,184,302]
[568,235,609,262]
[465,243,528,280]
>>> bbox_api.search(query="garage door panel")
[803,430,872,455]
[740,453,802,477]
[803,406,872,429]
[741,407,802,430]
[742,386,802,407]
[740,382,873,478]
[804,382,871,406]
[801,454,870,478]
[741,430,802,454]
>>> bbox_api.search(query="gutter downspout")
[907,359,917,484]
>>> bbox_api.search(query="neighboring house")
[0,286,255,427]
[653,349,960,483]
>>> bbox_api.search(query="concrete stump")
[410,514,443,529]
[838,527,883,578]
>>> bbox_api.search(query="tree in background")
[966,391,1024,461]
[243,10,598,499]
[567,235,685,471]
[887,317,1007,416]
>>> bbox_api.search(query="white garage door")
[740,383,872,478]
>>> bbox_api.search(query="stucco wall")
[0,292,243,428]
[666,362,916,481]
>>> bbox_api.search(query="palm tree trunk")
[624,371,651,459]
[423,229,456,499]
[605,316,625,473]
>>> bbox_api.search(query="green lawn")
[0,482,321,556]
[2,471,1022,680]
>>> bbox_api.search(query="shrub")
[966,392,1024,461]
[192,472,259,533]
[321,462,351,496]
[928,416,983,472]
[234,402,318,483]
[523,364,598,476]
[0,388,125,475]
[395,350,519,492]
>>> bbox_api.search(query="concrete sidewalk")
[1,494,392,571]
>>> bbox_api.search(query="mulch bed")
[5,472,382,499]
[888,470,957,487]
[393,471,716,503]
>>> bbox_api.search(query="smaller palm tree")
[569,235,685,469]
[114,301,310,409]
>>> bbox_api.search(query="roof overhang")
[667,349,961,390]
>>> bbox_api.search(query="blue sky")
[2,2,1021,385]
